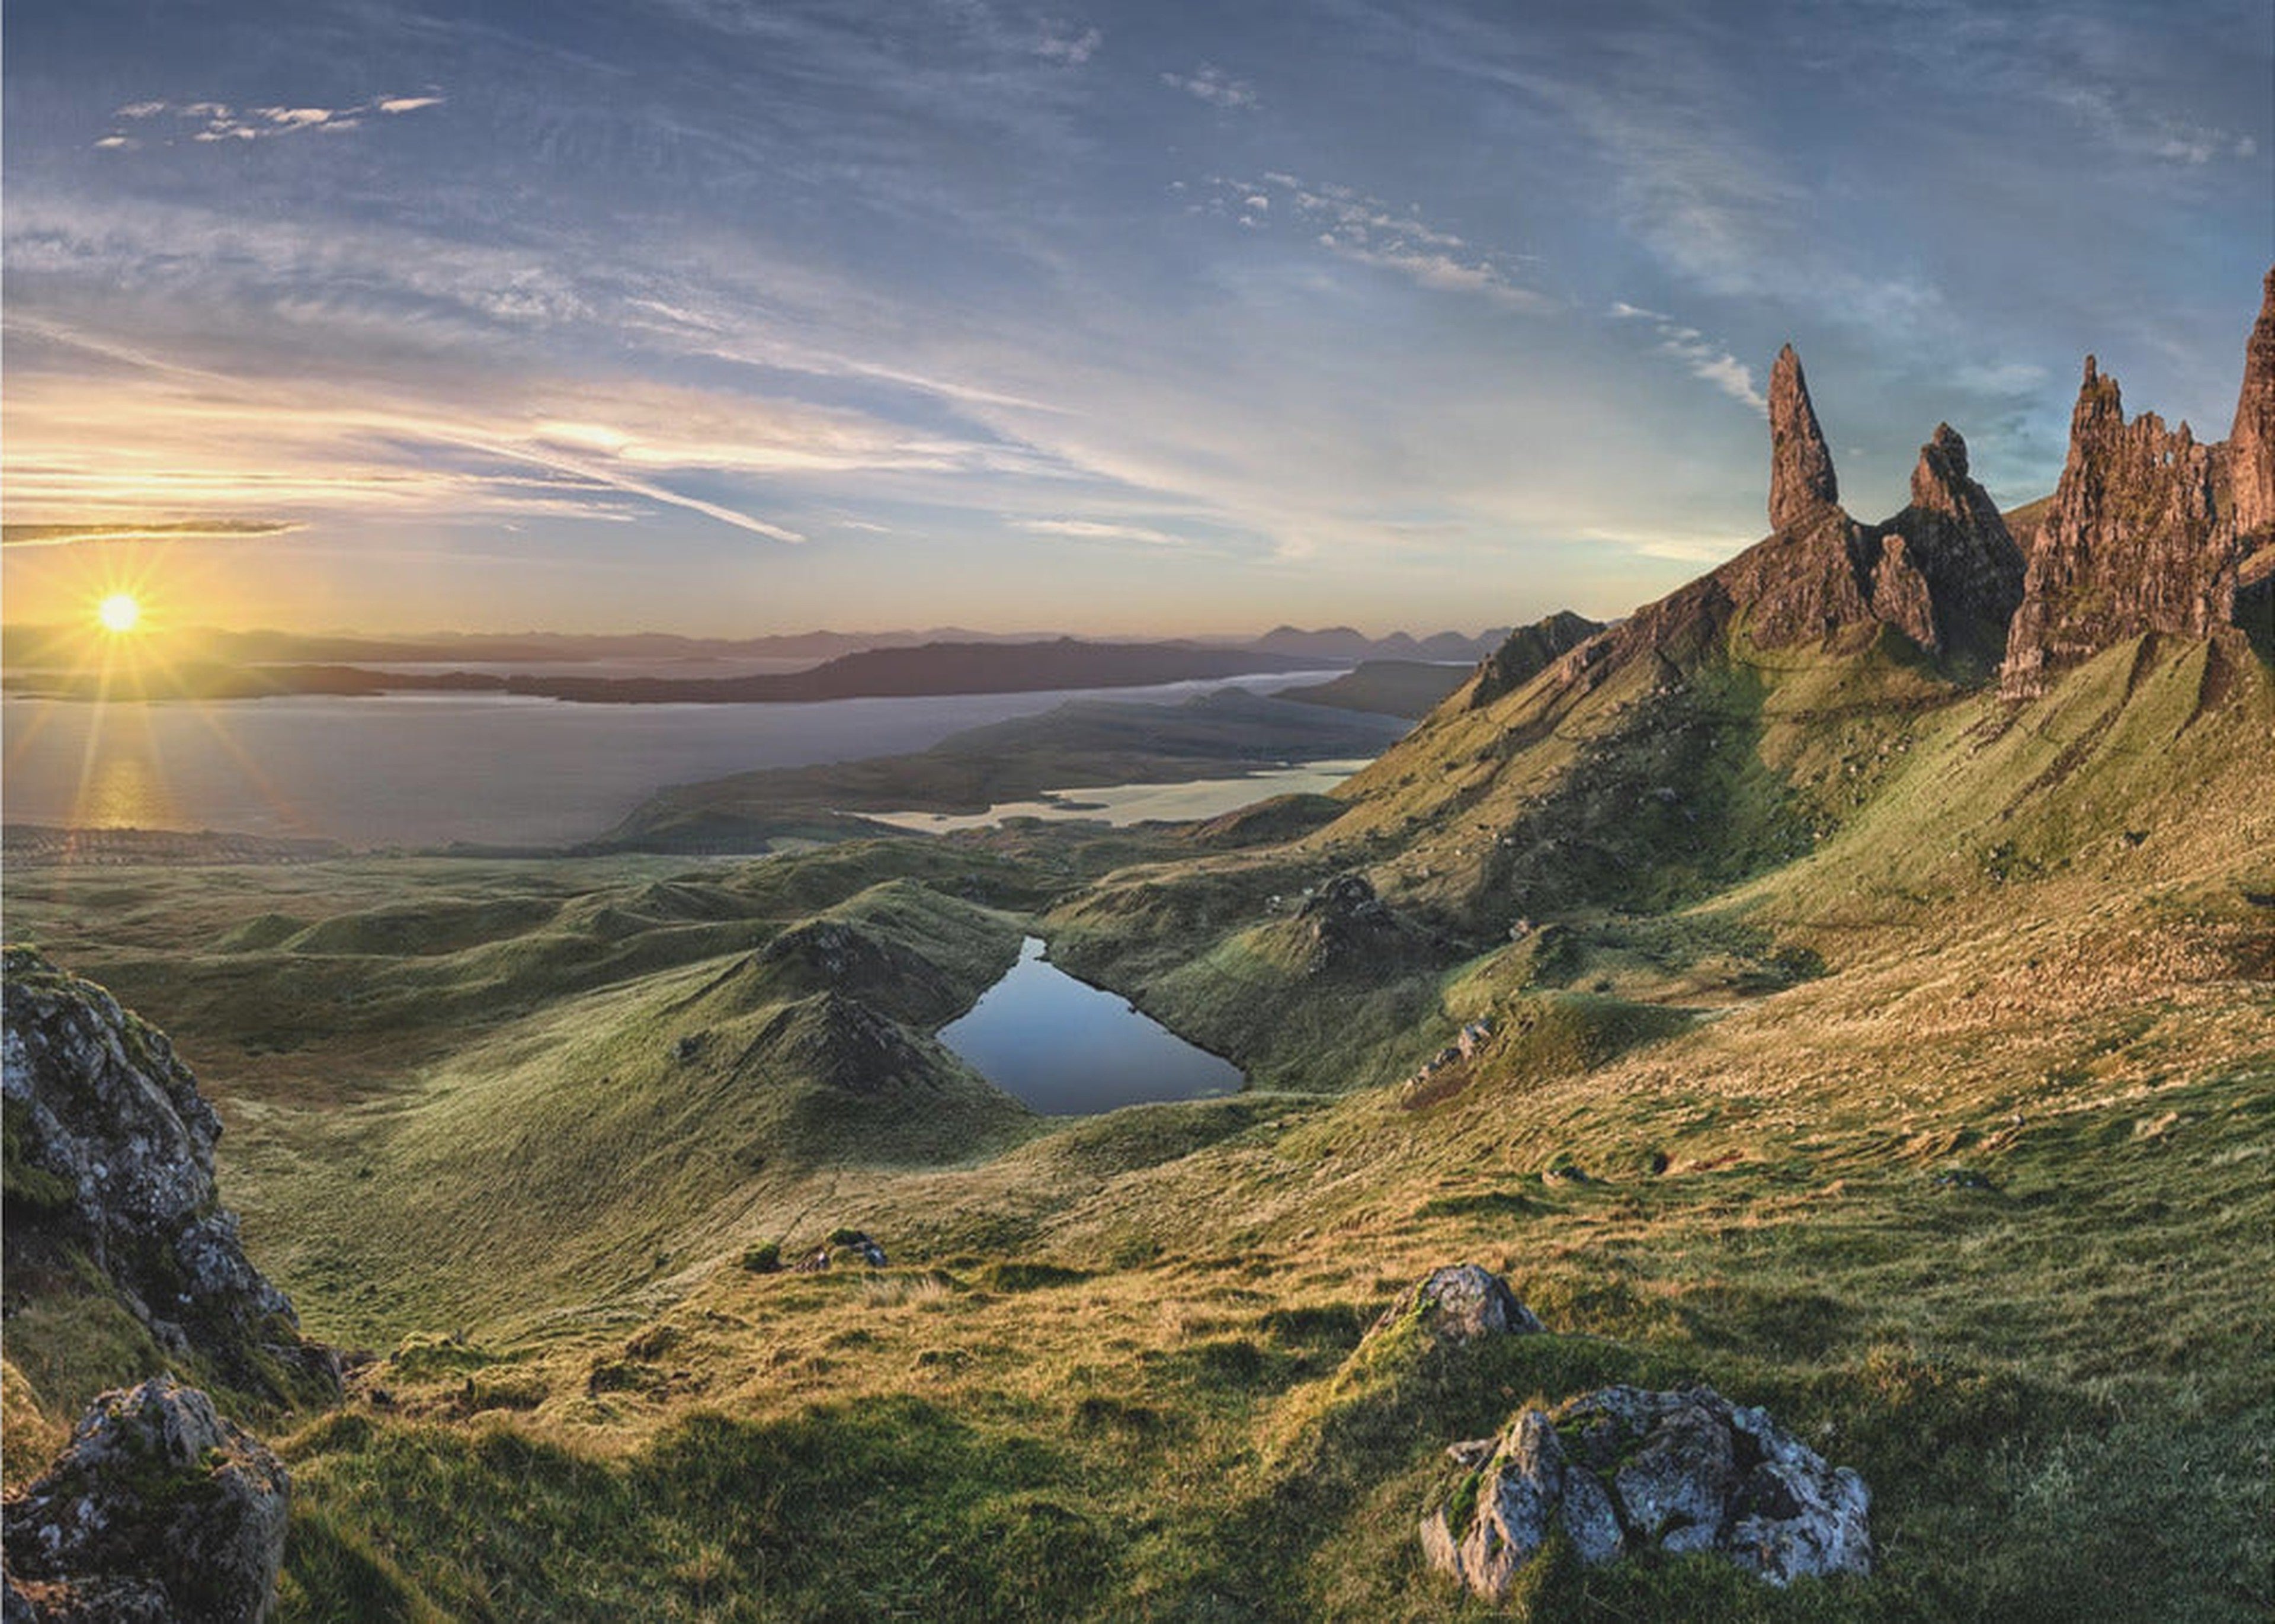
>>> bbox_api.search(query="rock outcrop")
[2,1376,290,1623]
[1998,358,2238,697]
[1287,873,1440,975]
[1,947,337,1405]
[752,991,933,1095]
[1422,1384,1870,1599]
[1768,346,1841,533]
[1369,1264,1544,1344]
[2000,269,2275,697]
[1469,611,1606,709]
[2231,267,2275,539]
[1596,350,2021,670]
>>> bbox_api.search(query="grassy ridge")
[4,632,2270,1619]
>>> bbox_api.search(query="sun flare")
[97,593,142,634]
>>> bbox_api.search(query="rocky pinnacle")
[1768,345,1840,533]
[2229,265,2275,537]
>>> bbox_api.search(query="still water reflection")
[940,938,1243,1115]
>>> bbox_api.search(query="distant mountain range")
[0,622,1513,673]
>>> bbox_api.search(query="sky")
[4,0,2270,638]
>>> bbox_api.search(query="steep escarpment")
[2001,269,2275,696]
[2,947,337,1421]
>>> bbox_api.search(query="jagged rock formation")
[1578,349,2023,673]
[1,947,337,1406]
[2000,270,2275,697]
[2,1376,290,1623]
[1469,611,1606,708]
[1768,346,1841,533]
[2231,267,2275,539]
[1368,1264,1543,1343]
[1422,1385,1871,1599]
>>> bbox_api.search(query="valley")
[5,279,2271,1621]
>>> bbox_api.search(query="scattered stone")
[2,1377,290,1623]
[1370,1264,1545,1343]
[1422,1383,1870,1599]
[792,1247,832,1274]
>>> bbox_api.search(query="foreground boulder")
[1422,1384,1870,1597]
[2,1377,289,1622]
[1,946,336,1406]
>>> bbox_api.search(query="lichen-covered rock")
[1,947,336,1405]
[1369,1264,1545,1343]
[1422,1383,1870,1598]
[1,1377,289,1623]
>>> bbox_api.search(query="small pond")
[940,937,1244,1115]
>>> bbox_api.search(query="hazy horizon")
[4,1,2269,640]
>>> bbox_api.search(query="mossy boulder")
[3,1376,290,1622]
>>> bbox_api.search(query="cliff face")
[2230,266,2275,539]
[1998,267,2274,697]
[1,947,336,1410]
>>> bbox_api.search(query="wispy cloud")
[1020,517,1190,547]
[1606,304,1764,414]
[95,92,442,149]
[1162,64,1257,111]
[1,518,302,549]
[1204,173,1552,312]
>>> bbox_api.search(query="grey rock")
[1422,1383,1871,1598]
[1,947,336,1404]
[1370,1264,1546,1343]
[2,1378,289,1623]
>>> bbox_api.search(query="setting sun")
[95,593,142,634]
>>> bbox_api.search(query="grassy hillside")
[4,630,2268,1620]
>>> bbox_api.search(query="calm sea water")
[939,937,1243,1114]
[0,671,1337,850]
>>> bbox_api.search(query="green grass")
[5,631,2270,1620]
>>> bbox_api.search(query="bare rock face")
[1869,424,2026,658]
[1999,357,2239,699]
[1643,355,2018,663]
[2,1377,289,1623]
[2230,267,2275,538]
[1768,346,1841,533]
[1469,611,1606,709]
[1422,1385,1871,1599]
[1369,1264,1545,1344]
[1,947,337,1405]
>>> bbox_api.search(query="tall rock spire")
[2229,266,2275,537]
[1767,345,1840,533]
